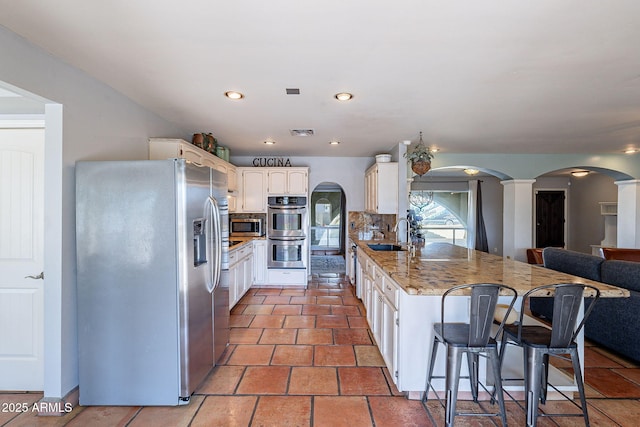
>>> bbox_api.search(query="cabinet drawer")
[374,269,384,286]
[238,245,251,258]
[268,269,306,285]
[229,249,238,265]
[382,280,399,308]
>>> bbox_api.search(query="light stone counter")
[229,236,265,250]
[354,239,629,298]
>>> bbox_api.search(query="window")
[409,191,468,247]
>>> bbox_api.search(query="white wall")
[1,26,188,399]
[569,174,617,253]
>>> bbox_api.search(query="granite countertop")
[353,238,629,298]
[229,236,265,250]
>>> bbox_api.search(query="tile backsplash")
[348,211,397,241]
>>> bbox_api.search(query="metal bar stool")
[424,283,517,427]
[499,283,600,426]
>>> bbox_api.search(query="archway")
[410,167,507,252]
[534,167,620,254]
[309,182,346,275]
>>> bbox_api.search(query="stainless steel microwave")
[230,218,263,237]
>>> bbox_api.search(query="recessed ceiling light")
[224,91,244,100]
[463,168,479,176]
[334,92,353,101]
[571,170,589,177]
[329,140,340,145]
[264,140,275,145]
[624,148,638,154]
[430,147,439,153]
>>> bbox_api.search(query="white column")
[616,179,640,248]
[501,179,536,261]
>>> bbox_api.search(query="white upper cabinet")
[234,167,308,211]
[237,168,267,213]
[267,168,308,195]
[227,167,238,192]
[364,162,398,214]
[148,138,237,193]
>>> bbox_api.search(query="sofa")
[529,247,640,363]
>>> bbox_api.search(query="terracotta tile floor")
[4,273,640,425]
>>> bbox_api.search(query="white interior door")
[0,126,45,390]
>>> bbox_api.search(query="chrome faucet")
[393,218,415,256]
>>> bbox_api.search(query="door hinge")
[395,370,399,378]
[395,318,399,326]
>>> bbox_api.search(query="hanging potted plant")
[404,131,434,176]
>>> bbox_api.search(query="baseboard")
[36,386,78,416]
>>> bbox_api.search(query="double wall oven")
[267,196,307,269]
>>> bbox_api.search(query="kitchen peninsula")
[351,238,628,398]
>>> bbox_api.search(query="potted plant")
[404,131,434,176]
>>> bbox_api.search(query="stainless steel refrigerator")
[76,159,229,406]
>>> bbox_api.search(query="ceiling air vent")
[286,88,300,95]
[289,129,314,137]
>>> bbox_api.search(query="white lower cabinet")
[229,243,253,309]
[241,253,253,296]
[267,269,307,286]
[373,268,399,382]
[381,293,399,379]
[355,258,364,300]
[358,247,400,387]
[228,258,238,308]
[364,275,374,327]
[372,285,383,344]
[252,240,267,285]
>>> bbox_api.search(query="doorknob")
[25,272,44,280]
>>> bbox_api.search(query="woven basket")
[411,160,431,176]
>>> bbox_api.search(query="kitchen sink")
[367,243,405,251]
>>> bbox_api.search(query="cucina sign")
[252,157,292,167]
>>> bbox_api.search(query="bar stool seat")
[500,283,600,427]
[423,283,517,427]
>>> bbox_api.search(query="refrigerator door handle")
[269,236,307,241]
[207,196,222,293]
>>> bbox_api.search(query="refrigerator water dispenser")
[193,218,207,266]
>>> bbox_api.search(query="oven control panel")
[268,196,307,207]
